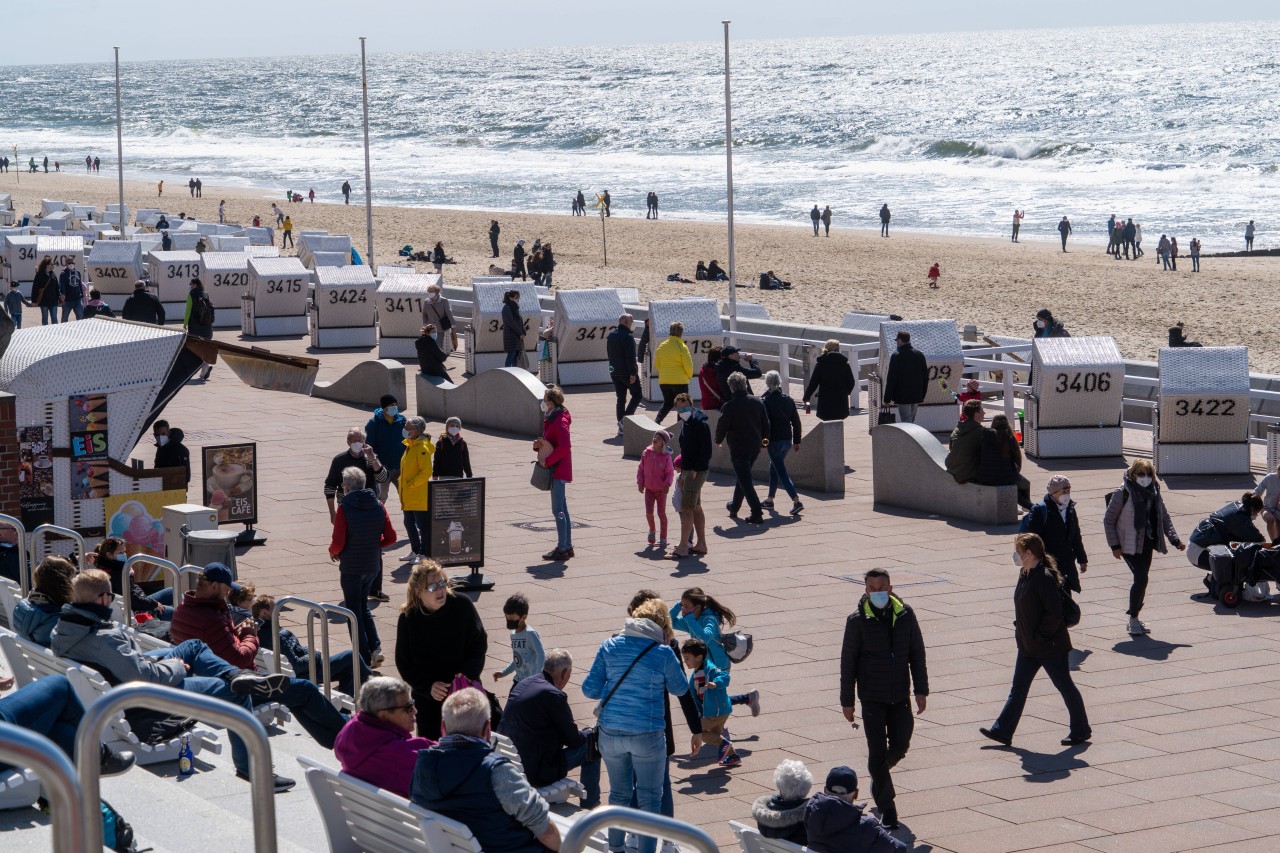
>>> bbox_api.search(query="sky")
[5,1,1276,65]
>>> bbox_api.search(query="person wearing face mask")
[154,425,190,487]
[421,284,456,354]
[433,417,473,478]
[1020,475,1087,598]
[415,324,451,380]
[329,466,396,668]
[981,533,1091,748]
[533,385,574,561]
[324,427,388,524]
[1102,459,1183,635]
[1186,492,1265,572]
[669,392,711,559]
[1033,308,1070,339]
[839,568,928,832]
[365,395,407,505]
[399,417,436,561]
[501,288,525,367]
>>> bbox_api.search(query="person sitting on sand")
[695,261,709,281]
[1168,321,1202,348]
[706,260,728,282]
[927,263,940,289]
[488,263,512,276]
[759,271,791,290]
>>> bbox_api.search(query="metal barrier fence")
[561,806,717,853]
[270,596,362,701]
[0,722,86,852]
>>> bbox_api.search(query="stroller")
[1204,542,1280,607]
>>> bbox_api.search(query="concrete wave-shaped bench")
[417,367,545,438]
[623,410,845,494]
[872,422,1018,524]
[312,359,407,409]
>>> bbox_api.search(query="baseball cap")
[720,345,740,357]
[825,765,858,795]
[202,562,242,590]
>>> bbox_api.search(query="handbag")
[447,674,503,732]
[721,630,755,663]
[583,726,601,764]
[450,330,459,351]
[878,405,897,425]
[515,348,530,370]
[439,311,453,331]
[530,461,555,491]
[593,641,659,718]
[1060,587,1081,628]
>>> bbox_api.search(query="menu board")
[68,394,109,500]
[17,425,54,526]
[427,477,485,569]
[202,443,258,524]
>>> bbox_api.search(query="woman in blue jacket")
[582,599,688,853]
[670,587,760,715]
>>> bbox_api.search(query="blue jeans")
[340,571,381,664]
[404,510,430,554]
[563,738,602,808]
[40,305,58,325]
[0,674,83,763]
[896,403,918,424]
[628,761,673,817]
[990,650,1091,741]
[10,310,20,328]
[766,439,798,501]
[61,301,83,321]
[600,727,666,853]
[298,649,371,698]
[263,677,347,749]
[551,479,572,550]
[504,349,520,367]
[148,640,254,774]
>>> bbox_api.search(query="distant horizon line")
[1,17,1274,70]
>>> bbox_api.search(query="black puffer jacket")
[1022,496,1088,593]
[1014,563,1071,658]
[883,343,928,406]
[714,389,769,458]
[501,299,524,352]
[1189,501,1264,548]
[976,428,1022,487]
[762,389,802,443]
[839,594,929,706]
[803,350,855,420]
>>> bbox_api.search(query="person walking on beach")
[341,180,352,204]
[1190,237,1201,272]
[93,156,100,171]
[1134,222,1144,257]
[1157,235,1171,270]
[602,190,611,217]
[821,205,832,237]
[1169,236,1179,271]
[188,178,196,198]
[926,263,940,290]
[488,220,500,258]
[879,204,891,237]
[512,240,527,282]
[218,200,226,224]
[810,205,821,236]
[42,156,48,173]
[1105,214,1116,255]
[1011,209,1023,242]
[157,180,164,198]
[195,178,202,197]
[272,203,284,227]
[1057,216,1072,252]
[646,192,656,219]
[1245,220,1256,252]
[840,567,929,831]
[281,216,294,249]
[308,187,314,203]
[1122,218,1137,260]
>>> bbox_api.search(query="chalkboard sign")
[427,477,485,570]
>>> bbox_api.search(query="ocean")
[1,20,1277,247]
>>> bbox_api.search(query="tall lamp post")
[113,48,125,235]
[359,37,375,273]
[722,21,737,339]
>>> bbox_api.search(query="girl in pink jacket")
[637,430,675,546]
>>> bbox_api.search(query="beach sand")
[6,171,1276,370]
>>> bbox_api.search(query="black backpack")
[191,291,215,326]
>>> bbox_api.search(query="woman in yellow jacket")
[654,321,694,423]
[399,416,435,558]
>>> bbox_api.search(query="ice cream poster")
[202,443,258,525]
[68,394,109,500]
[103,490,185,582]
[17,425,55,526]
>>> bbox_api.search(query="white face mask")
[447,426,460,436]
[868,590,890,609]
[1136,475,1153,488]
[156,435,169,446]
[1035,319,1046,329]
[1055,493,1071,507]
[678,409,691,421]
[540,401,550,414]
[349,441,364,454]
[1013,551,1023,565]
[428,292,439,302]
[402,429,411,439]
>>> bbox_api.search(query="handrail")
[176,564,208,599]
[271,596,360,700]
[119,555,181,625]
[30,524,86,573]
[77,683,277,853]
[560,806,717,853]
[0,514,30,595]
[0,722,87,852]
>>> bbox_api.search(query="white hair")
[341,466,367,493]
[357,676,411,714]
[544,648,573,676]
[773,759,813,801]
[726,371,749,394]
[442,687,490,737]
[406,416,428,435]
[764,370,782,391]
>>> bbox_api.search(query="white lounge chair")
[729,819,809,852]
[490,731,586,804]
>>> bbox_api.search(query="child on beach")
[492,593,544,686]
[681,638,741,767]
[927,262,941,289]
[637,429,674,546]
[671,587,761,715]
[957,378,982,415]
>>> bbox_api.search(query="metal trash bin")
[181,528,240,577]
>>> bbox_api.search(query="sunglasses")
[383,701,416,713]
[422,581,448,593]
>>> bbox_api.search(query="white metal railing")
[119,554,182,625]
[560,806,717,853]
[0,514,30,594]
[0,722,86,851]
[30,524,86,573]
[270,596,362,701]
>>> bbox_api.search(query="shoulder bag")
[585,640,659,762]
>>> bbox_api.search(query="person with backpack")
[1019,475,1086,596]
[1102,459,1183,636]
[184,278,216,380]
[980,533,1090,748]
[670,587,760,719]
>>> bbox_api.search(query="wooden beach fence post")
[595,193,608,266]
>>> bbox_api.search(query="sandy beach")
[5,170,1276,371]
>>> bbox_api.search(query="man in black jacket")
[415,324,450,379]
[715,371,769,525]
[716,346,763,395]
[323,427,388,524]
[154,426,191,487]
[123,280,166,325]
[671,392,712,558]
[839,568,928,831]
[497,648,600,808]
[606,314,642,431]
[882,331,929,424]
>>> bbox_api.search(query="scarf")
[1129,479,1156,535]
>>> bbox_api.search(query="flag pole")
[722,21,737,340]
[360,37,375,273]
[114,48,125,236]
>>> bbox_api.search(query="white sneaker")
[1126,617,1149,635]
[624,833,640,853]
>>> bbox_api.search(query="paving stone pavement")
[153,330,1280,851]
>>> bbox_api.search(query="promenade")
[158,330,1279,852]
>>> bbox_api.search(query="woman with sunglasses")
[395,560,488,737]
[334,676,435,798]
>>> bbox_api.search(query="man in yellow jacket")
[654,321,694,423]
[399,416,435,559]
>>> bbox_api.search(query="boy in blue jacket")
[681,638,740,768]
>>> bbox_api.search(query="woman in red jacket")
[698,348,723,410]
[534,385,574,561]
